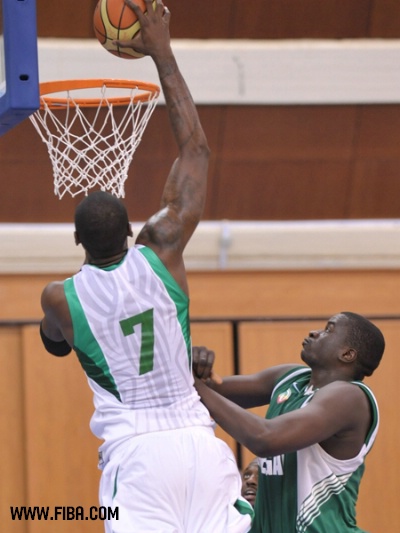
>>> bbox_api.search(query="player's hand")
[192,346,223,384]
[114,0,171,59]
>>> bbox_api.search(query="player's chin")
[243,493,256,506]
[300,349,308,363]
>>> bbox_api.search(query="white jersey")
[64,245,213,462]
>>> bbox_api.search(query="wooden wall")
[1,268,400,532]
[1,1,400,222]
[34,0,400,40]
[2,103,400,222]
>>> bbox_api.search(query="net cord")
[29,83,159,198]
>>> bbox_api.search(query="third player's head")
[301,312,385,381]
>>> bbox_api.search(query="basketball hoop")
[29,79,160,199]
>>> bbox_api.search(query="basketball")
[93,0,156,59]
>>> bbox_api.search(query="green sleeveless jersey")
[250,366,379,533]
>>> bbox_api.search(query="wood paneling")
[232,0,372,39]
[209,160,354,220]
[3,0,399,225]
[355,106,400,158]
[188,270,400,318]
[34,0,400,39]
[370,0,400,37]
[350,160,400,218]
[0,327,27,533]
[0,275,60,320]
[22,326,101,533]
[219,106,358,160]
[166,1,235,39]
[1,269,400,322]
[2,104,400,222]
[356,319,400,531]
[36,0,98,39]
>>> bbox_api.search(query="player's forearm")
[206,374,272,409]
[152,51,209,240]
[154,51,209,155]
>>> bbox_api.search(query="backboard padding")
[0,0,39,136]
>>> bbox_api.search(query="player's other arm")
[40,282,73,356]
[195,378,371,459]
[205,365,300,409]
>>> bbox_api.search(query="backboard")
[0,0,39,136]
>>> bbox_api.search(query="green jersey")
[251,366,379,533]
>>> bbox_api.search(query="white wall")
[2,220,400,273]
[38,38,400,105]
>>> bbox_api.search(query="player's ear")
[127,223,133,238]
[74,230,81,246]
[340,348,357,364]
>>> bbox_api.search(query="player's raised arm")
[118,0,210,260]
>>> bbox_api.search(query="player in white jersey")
[193,312,385,532]
[39,2,252,532]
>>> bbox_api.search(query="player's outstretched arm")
[194,377,371,459]
[118,1,210,268]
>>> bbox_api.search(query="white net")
[29,81,160,198]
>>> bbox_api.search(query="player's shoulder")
[41,280,67,306]
[259,364,307,395]
[324,379,365,392]
[42,279,65,293]
[317,379,370,405]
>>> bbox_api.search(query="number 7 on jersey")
[120,309,155,375]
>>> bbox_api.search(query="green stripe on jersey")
[352,380,379,445]
[64,277,121,402]
[235,497,255,520]
[112,466,120,499]
[138,246,192,365]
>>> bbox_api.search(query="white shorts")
[99,426,252,533]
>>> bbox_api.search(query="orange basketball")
[93,0,156,59]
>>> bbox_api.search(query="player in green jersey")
[193,312,385,532]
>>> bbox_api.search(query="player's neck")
[87,249,128,267]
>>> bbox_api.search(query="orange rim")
[39,79,161,109]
